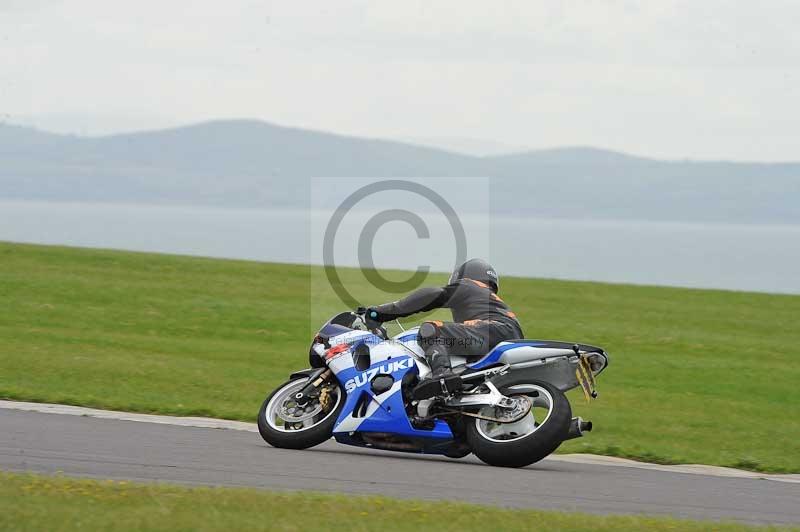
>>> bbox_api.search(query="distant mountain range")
[395,136,530,156]
[1,120,798,224]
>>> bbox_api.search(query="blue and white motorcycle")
[258,310,608,467]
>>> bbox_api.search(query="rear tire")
[258,377,345,450]
[466,379,571,468]
[443,443,472,459]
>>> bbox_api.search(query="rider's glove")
[364,307,382,330]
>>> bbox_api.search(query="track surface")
[2,409,798,525]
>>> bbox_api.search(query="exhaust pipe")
[565,417,592,440]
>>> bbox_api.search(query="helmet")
[449,258,499,293]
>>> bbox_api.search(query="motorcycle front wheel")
[258,377,345,449]
[465,379,571,468]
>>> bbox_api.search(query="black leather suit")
[372,279,524,368]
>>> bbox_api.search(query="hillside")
[1,120,799,223]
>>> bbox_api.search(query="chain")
[438,400,531,423]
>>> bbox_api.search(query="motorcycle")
[258,310,609,468]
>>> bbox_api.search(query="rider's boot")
[412,345,463,400]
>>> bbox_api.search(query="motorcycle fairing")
[317,329,453,442]
[466,340,609,393]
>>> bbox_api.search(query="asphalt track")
[2,407,799,526]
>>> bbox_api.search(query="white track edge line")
[0,400,258,432]
[1,400,797,484]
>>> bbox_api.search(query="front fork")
[293,368,332,406]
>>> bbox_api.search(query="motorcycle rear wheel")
[466,379,571,468]
[258,377,344,449]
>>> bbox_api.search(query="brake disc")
[278,398,323,423]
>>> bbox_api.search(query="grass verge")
[1,242,798,472]
[1,471,792,532]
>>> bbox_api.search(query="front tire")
[466,379,571,468]
[258,377,344,450]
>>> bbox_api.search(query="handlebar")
[354,308,387,339]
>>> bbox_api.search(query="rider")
[365,258,524,400]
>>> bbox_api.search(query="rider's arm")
[370,286,450,321]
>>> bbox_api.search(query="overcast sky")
[1,1,798,160]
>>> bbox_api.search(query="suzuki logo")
[344,358,414,393]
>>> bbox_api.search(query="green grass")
[1,471,792,532]
[1,242,799,472]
